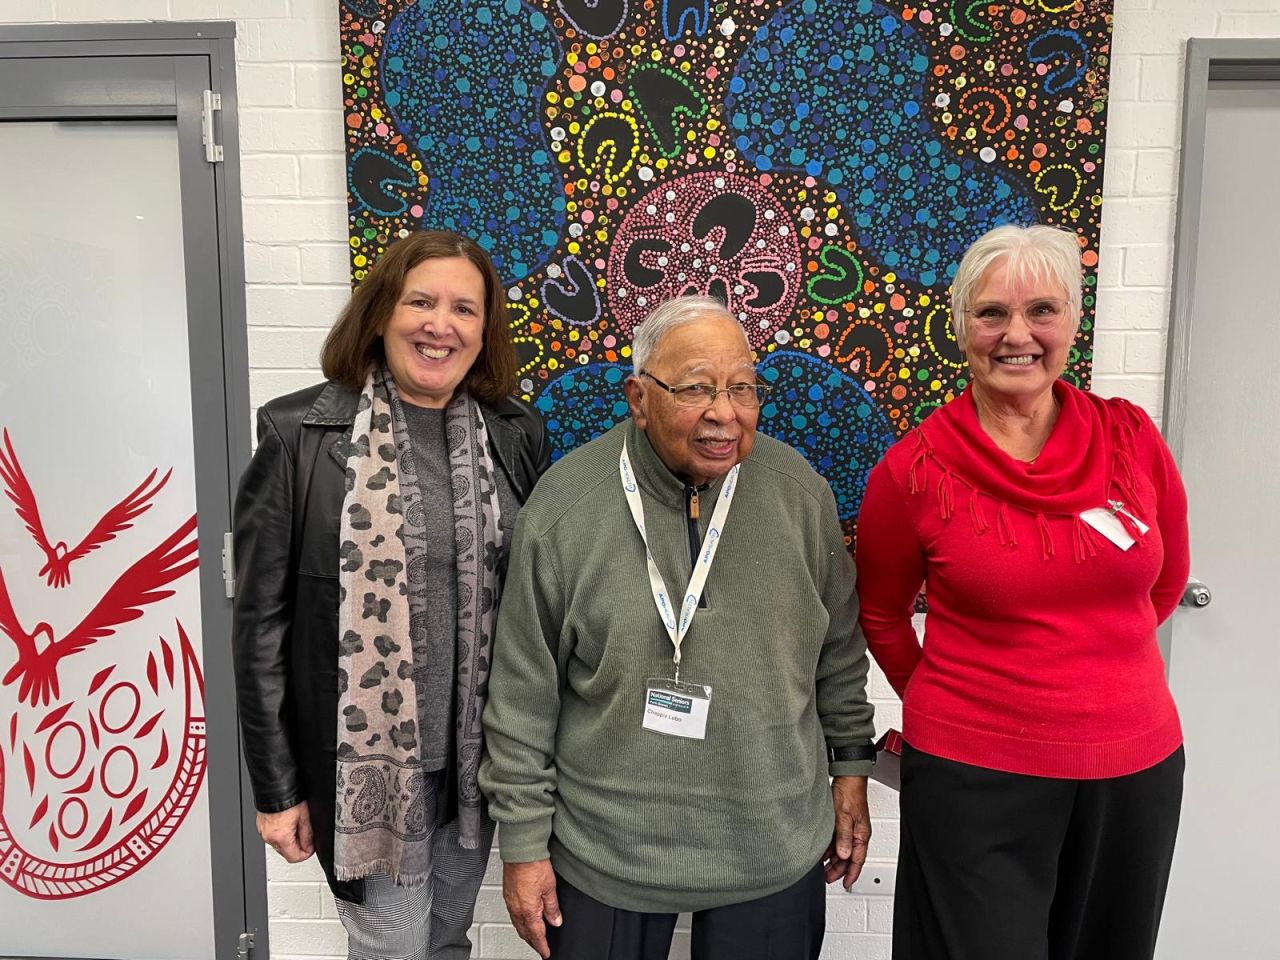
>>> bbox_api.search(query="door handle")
[1180,578,1212,608]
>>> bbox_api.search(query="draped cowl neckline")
[907,381,1150,560]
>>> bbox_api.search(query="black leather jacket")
[231,380,549,902]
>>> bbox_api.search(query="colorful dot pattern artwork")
[725,0,1040,287]
[376,0,568,279]
[758,351,895,520]
[534,362,634,457]
[342,0,1112,546]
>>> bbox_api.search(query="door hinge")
[202,89,224,163]
[236,931,255,960]
[222,532,235,599]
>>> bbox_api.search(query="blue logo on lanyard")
[657,590,677,629]
[680,594,698,632]
[701,526,720,563]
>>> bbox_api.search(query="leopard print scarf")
[332,364,502,884]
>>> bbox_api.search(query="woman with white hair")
[855,224,1190,960]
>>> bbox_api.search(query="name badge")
[1080,505,1150,551]
[642,678,711,740]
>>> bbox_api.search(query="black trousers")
[545,862,825,960]
[894,744,1185,960]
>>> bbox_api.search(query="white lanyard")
[619,441,740,680]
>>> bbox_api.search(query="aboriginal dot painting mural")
[342,0,1111,543]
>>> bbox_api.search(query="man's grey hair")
[949,224,1083,342]
[631,295,742,375]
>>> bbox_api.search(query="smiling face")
[380,256,486,408]
[962,258,1078,407]
[624,313,759,485]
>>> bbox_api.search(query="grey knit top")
[401,402,519,773]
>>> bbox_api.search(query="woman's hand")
[256,801,315,863]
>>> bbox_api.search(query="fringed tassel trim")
[1113,448,1140,503]
[969,490,990,535]
[1106,406,1150,547]
[333,861,430,887]
[937,470,955,521]
[1073,515,1100,562]
[1036,513,1054,560]
[995,502,1017,548]
[900,403,1158,561]
[905,441,1156,562]
[908,431,930,495]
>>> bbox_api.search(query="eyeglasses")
[641,372,771,408]
[965,298,1072,333]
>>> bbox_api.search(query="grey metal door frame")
[0,21,264,960]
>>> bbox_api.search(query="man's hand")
[503,859,562,959]
[823,775,871,889]
[256,802,315,863]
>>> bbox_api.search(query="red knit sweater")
[855,384,1189,779]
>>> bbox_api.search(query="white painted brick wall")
[5,0,1278,955]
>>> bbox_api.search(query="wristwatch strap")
[827,743,877,764]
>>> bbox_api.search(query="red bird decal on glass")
[0,515,198,706]
[0,428,172,588]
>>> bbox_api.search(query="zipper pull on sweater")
[685,484,708,608]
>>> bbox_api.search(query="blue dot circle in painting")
[381,0,567,283]
[535,363,632,462]
[724,0,1037,287]
[758,351,894,520]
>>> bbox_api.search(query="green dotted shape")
[806,245,865,305]
[950,0,996,43]
[627,64,709,159]
[913,401,944,424]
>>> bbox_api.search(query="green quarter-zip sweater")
[479,419,875,913]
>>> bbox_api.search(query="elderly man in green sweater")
[479,295,876,960]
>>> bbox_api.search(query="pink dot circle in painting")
[606,172,802,348]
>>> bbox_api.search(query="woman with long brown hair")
[232,230,550,959]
